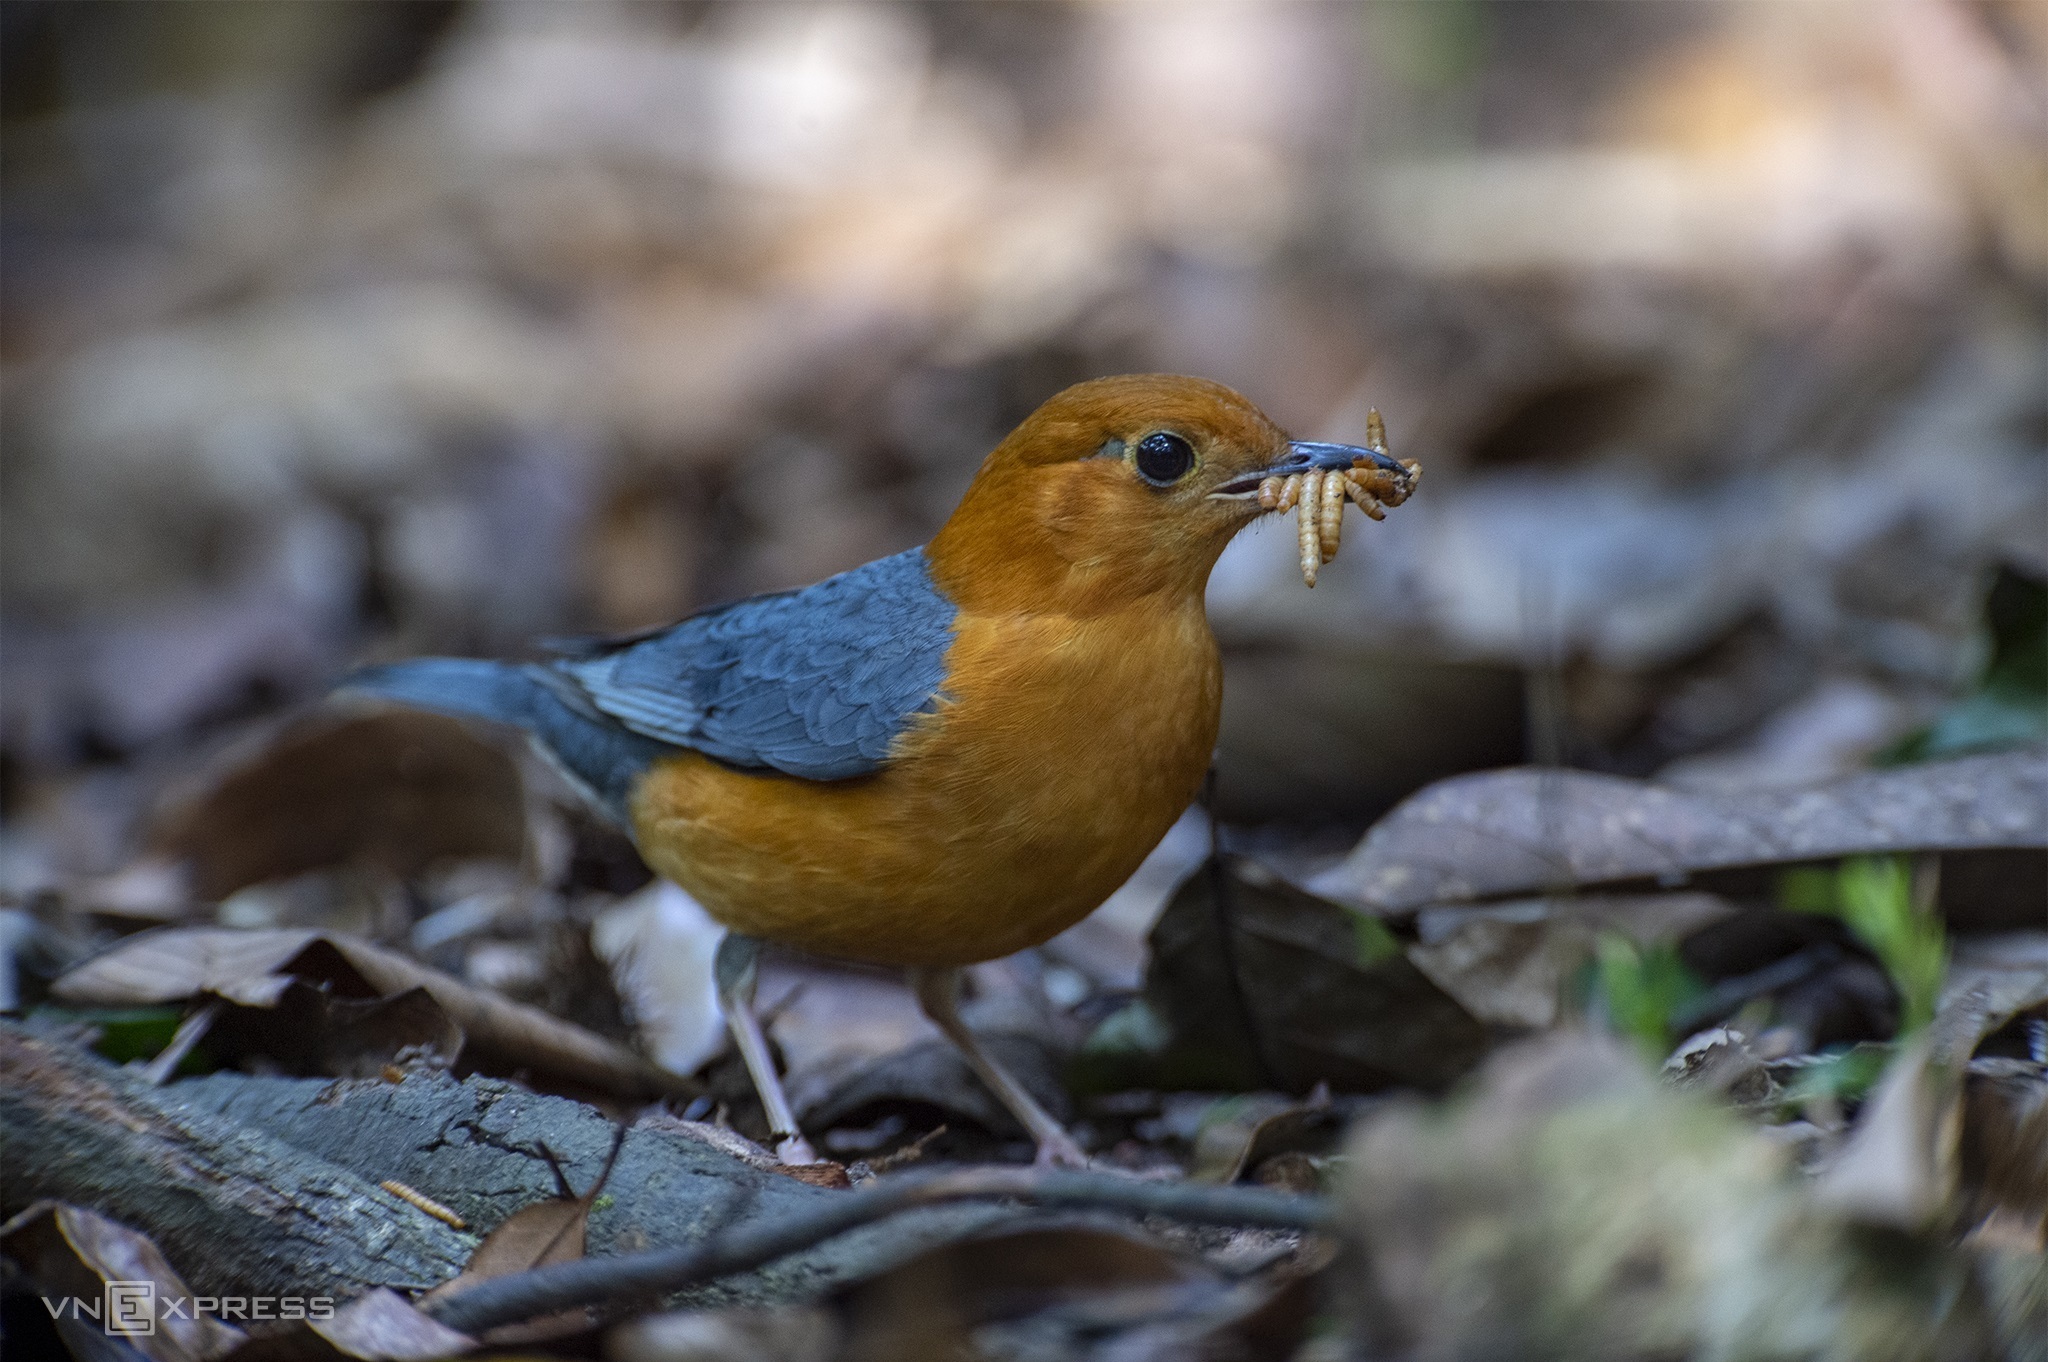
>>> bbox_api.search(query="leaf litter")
[5,4,2048,1357]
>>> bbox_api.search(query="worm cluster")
[1259,410,1421,586]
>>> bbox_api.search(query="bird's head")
[927,374,1399,613]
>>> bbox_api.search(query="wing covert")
[553,548,956,781]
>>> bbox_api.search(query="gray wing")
[551,547,957,781]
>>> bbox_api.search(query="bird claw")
[775,1134,821,1165]
[1033,1132,1091,1169]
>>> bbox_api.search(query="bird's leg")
[909,965,1089,1168]
[714,933,818,1164]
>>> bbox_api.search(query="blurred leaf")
[152,710,528,903]
[1340,1032,2008,1360]
[801,1031,1067,1149]
[30,1005,187,1067]
[1314,748,2046,915]
[1812,1034,1960,1229]
[0,1201,246,1362]
[50,927,695,1100]
[1111,857,1489,1094]
[835,1226,1206,1362]
[1838,859,1945,1035]
[1784,857,1946,1035]
[257,1288,477,1362]
[1590,932,1706,1058]
[1782,1044,1894,1105]
[1190,1091,1345,1186]
[1412,893,1735,1031]
[1884,566,2048,764]
[1960,1062,2048,1230]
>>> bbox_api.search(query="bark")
[0,1024,472,1301]
[1,1024,1005,1308]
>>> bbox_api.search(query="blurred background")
[1,1,2042,1039]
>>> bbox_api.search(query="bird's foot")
[1032,1129,1091,1169]
[775,1133,821,1165]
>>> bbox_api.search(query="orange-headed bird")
[348,375,1407,1165]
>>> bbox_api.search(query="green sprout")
[1782,855,1945,1036]
[1591,933,1706,1059]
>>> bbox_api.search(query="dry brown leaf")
[1812,1033,1961,1229]
[300,1288,476,1361]
[1135,857,1489,1093]
[421,1198,589,1305]
[1189,1090,1344,1186]
[1961,1061,2048,1229]
[152,711,527,903]
[52,927,695,1100]
[0,1201,246,1362]
[836,1226,1205,1361]
[1313,748,2048,915]
[1408,893,1737,1029]
[417,1127,627,1343]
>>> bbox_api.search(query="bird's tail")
[340,658,669,825]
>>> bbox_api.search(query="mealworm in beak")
[1263,412,1418,587]
[1297,468,1324,587]
[1318,469,1347,562]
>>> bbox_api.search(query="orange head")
[926,374,1397,614]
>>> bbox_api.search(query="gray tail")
[340,658,669,824]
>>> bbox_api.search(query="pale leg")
[714,934,818,1164]
[909,965,1089,1168]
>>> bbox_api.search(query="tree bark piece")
[30,1037,1010,1309]
[0,1024,473,1301]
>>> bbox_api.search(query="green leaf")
[1591,933,1705,1059]
[28,1005,211,1073]
[1882,565,2046,763]
[1781,1043,1892,1104]
[1779,856,1945,1036]
[1835,857,1945,1034]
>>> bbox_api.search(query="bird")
[344,374,1407,1166]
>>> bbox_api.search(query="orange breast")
[627,596,1220,967]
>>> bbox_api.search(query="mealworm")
[1261,406,1420,586]
[1318,469,1347,562]
[380,1179,468,1229]
[1297,467,1324,587]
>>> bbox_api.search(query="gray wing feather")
[553,548,956,781]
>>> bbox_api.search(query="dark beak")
[1210,440,1404,499]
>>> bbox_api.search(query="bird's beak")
[1208,440,1404,500]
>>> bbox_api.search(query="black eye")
[1134,432,1195,485]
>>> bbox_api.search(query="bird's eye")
[1134,432,1195,486]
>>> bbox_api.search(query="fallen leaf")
[298,1289,475,1361]
[51,927,695,1100]
[800,1033,1068,1150]
[1936,932,2048,1063]
[1102,856,1489,1094]
[607,1305,840,1362]
[0,1201,246,1362]
[1188,1090,1346,1186]
[1811,1033,1961,1229]
[152,711,528,903]
[1408,892,1736,1029]
[591,880,726,1077]
[1339,1031,2010,1361]
[835,1225,1206,1362]
[418,1126,625,1342]
[1312,748,2048,915]
[422,1200,589,1305]
[1960,1059,2048,1229]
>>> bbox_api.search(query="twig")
[423,1166,1332,1335]
[142,999,223,1085]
